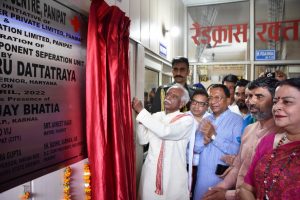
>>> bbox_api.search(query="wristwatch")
[211,135,216,140]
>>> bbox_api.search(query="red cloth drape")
[86,0,135,199]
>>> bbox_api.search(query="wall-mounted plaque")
[0,0,87,192]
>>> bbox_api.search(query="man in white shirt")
[132,83,194,200]
[229,79,250,117]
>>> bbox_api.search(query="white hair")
[167,83,190,105]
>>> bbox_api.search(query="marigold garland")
[19,164,92,200]
[20,191,30,200]
[83,163,91,200]
[63,166,72,200]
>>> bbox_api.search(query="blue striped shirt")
[193,109,243,200]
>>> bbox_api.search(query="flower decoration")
[63,166,72,200]
[83,163,91,200]
[20,191,30,200]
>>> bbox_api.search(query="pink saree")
[245,133,300,200]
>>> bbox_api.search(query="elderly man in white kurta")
[132,84,194,200]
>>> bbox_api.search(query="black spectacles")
[191,99,208,107]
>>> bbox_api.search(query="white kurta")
[136,109,194,200]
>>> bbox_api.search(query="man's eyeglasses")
[191,99,208,107]
[208,96,225,102]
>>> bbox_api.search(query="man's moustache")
[174,75,183,78]
[237,103,248,110]
[236,100,246,107]
[249,105,257,110]
[164,99,171,104]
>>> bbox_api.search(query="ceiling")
[182,0,247,6]
[61,0,247,16]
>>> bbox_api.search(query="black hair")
[209,84,230,98]
[222,74,238,84]
[235,79,250,88]
[276,78,300,91]
[171,56,189,69]
[247,77,279,97]
[191,88,208,99]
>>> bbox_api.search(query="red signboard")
[190,19,300,46]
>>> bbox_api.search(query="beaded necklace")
[263,135,297,200]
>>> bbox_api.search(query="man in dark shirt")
[151,56,199,113]
[222,74,238,107]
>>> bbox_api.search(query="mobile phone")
[215,164,229,175]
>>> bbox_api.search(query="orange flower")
[20,191,30,200]
[84,163,92,200]
[63,166,72,200]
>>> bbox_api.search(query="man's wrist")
[225,189,236,200]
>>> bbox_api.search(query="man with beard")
[222,74,239,109]
[230,79,250,116]
[202,77,281,200]
[231,79,256,133]
[133,83,194,200]
[151,56,198,113]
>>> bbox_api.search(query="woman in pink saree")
[239,78,300,200]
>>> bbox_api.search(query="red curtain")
[86,1,135,199]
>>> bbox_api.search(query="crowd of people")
[132,56,299,200]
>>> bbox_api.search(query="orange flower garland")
[63,166,72,200]
[18,164,91,199]
[20,191,30,200]
[83,163,91,200]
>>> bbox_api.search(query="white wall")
[110,0,186,60]
[0,159,88,200]
[63,0,186,61]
